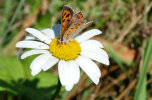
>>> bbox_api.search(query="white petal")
[16,41,49,49]
[25,35,35,40]
[75,56,101,85]
[21,50,49,59]
[70,61,80,84]
[81,47,109,59]
[40,28,55,39]
[30,54,51,76]
[64,61,80,91]
[58,60,67,86]
[25,28,50,44]
[81,50,109,65]
[76,29,102,43]
[80,40,104,51]
[44,39,52,44]
[65,84,74,91]
[24,29,52,44]
[58,60,80,91]
[42,55,59,71]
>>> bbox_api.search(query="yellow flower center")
[49,38,81,61]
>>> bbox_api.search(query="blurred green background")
[0,0,152,100]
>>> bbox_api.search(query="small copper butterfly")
[59,5,93,43]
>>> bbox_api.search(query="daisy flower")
[16,24,109,91]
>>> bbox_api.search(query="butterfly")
[59,5,93,43]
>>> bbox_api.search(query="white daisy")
[16,24,109,91]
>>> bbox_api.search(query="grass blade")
[1,0,26,46]
[0,0,12,35]
[133,33,152,100]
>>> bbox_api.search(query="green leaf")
[16,79,56,100]
[0,56,25,92]
[137,76,146,100]
[134,33,152,100]
[0,56,25,81]
[29,72,58,88]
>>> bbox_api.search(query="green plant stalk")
[0,0,26,47]
[134,33,152,100]
[51,78,62,100]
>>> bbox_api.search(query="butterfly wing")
[62,20,93,43]
[62,12,92,43]
[60,5,74,41]
[69,12,84,23]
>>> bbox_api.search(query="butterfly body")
[60,5,92,43]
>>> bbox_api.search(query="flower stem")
[51,78,61,100]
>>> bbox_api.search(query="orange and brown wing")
[62,20,92,43]
[69,12,84,24]
[63,20,84,39]
[77,12,83,19]
[61,12,84,42]
[60,6,74,40]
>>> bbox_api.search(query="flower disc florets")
[49,38,81,61]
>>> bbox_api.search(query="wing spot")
[67,19,70,22]
[66,13,70,17]
[64,12,67,15]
